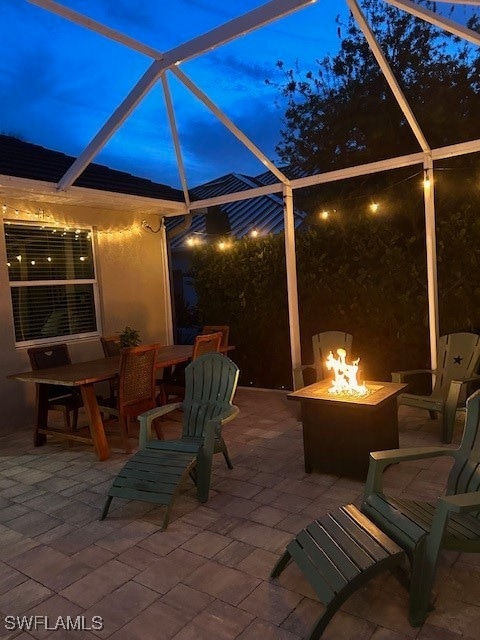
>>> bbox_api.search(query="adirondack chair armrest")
[137,401,183,449]
[364,446,454,497]
[438,491,480,514]
[293,363,315,390]
[391,369,435,383]
[208,405,240,437]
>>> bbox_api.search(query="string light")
[320,210,329,220]
[369,201,379,213]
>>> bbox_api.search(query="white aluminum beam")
[172,68,289,184]
[160,0,318,67]
[383,0,480,47]
[290,151,424,190]
[432,138,480,160]
[57,61,164,191]
[188,183,283,211]
[283,184,302,385]
[161,73,190,207]
[423,155,439,372]
[347,0,431,153]
[30,0,317,65]
[37,0,307,190]
[28,0,163,58]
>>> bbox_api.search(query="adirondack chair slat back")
[447,390,480,498]
[182,353,239,438]
[313,331,353,381]
[434,333,480,398]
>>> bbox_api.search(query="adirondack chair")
[101,352,239,530]
[293,331,353,390]
[392,332,480,443]
[362,388,480,627]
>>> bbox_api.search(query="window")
[4,221,100,345]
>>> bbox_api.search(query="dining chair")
[293,331,353,389]
[163,331,223,403]
[101,352,240,530]
[100,335,121,357]
[98,343,159,453]
[100,335,122,403]
[27,343,83,432]
[201,325,230,349]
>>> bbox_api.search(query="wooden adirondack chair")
[362,388,480,627]
[101,352,239,530]
[293,331,353,390]
[392,332,480,443]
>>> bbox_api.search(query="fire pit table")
[288,379,407,480]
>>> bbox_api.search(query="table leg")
[34,384,48,446]
[80,384,110,461]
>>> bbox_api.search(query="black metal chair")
[27,343,83,431]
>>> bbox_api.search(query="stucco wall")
[0,198,171,434]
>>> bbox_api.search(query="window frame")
[4,219,102,348]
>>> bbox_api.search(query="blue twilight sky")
[0,1,475,189]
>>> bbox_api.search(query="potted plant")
[118,326,141,348]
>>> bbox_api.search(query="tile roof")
[0,135,184,202]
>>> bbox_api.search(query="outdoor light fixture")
[141,219,162,234]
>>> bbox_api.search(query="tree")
[271,0,480,174]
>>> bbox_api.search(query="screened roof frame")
[28,0,480,385]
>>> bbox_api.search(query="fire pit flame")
[325,348,370,397]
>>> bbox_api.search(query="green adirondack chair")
[392,332,480,443]
[362,388,480,627]
[293,331,353,390]
[101,352,240,530]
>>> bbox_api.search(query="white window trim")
[4,219,102,348]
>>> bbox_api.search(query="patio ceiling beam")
[29,0,317,64]
[188,183,283,212]
[432,138,480,161]
[347,0,431,154]
[290,151,424,189]
[383,0,480,47]
[161,74,190,208]
[36,0,308,191]
[172,68,289,184]
[28,0,163,58]
[56,61,164,191]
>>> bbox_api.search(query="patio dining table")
[8,344,225,461]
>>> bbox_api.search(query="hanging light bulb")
[423,170,431,189]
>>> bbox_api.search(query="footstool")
[270,504,405,639]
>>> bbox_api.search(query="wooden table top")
[288,379,407,407]
[8,344,197,387]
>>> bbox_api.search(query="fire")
[325,348,370,397]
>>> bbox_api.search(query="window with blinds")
[4,221,100,345]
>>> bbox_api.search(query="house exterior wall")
[0,198,171,434]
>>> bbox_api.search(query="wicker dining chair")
[27,343,83,432]
[98,343,159,452]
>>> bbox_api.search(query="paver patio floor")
[1,388,479,639]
